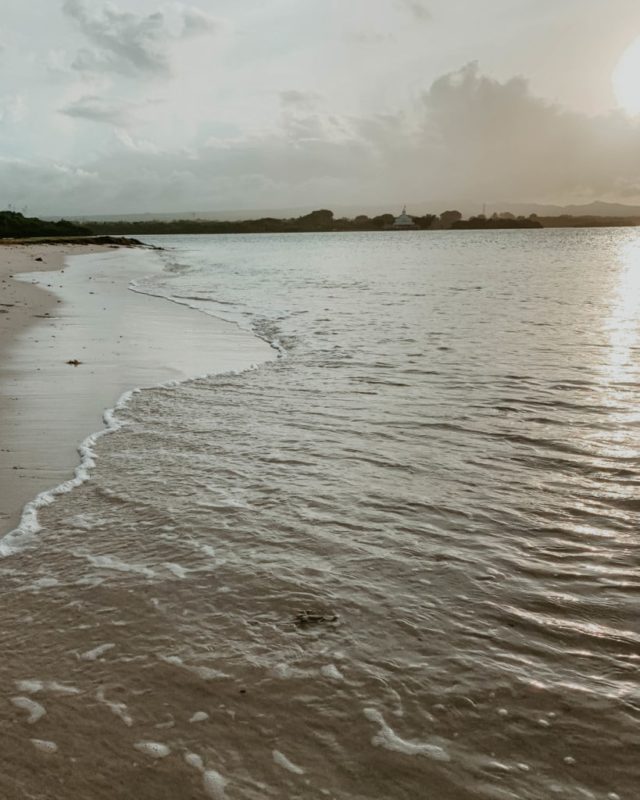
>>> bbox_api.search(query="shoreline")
[0,243,274,546]
[0,243,108,358]
[0,244,125,537]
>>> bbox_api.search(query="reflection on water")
[604,237,640,384]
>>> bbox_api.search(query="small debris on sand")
[66,359,82,366]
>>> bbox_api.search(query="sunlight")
[613,36,640,115]
[603,237,640,384]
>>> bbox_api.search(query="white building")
[392,206,416,229]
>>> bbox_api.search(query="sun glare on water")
[613,36,640,115]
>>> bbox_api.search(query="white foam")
[134,741,170,759]
[163,655,229,681]
[488,760,511,772]
[15,680,44,694]
[0,389,137,558]
[96,687,133,727]
[320,664,344,681]
[272,750,304,775]
[185,752,204,770]
[15,679,80,696]
[80,643,116,661]
[165,562,189,579]
[190,711,209,723]
[363,708,450,761]
[31,739,58,754]
[194,666,229,681]
[12,696,46,724]
[203,769,227,799]
[86,554,155,578]
[28,577,60,591]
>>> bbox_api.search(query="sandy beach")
[0,243,115,536]
[0,242,274,546]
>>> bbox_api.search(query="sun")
[613,37,640,115]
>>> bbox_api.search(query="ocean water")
[1,229,639,799]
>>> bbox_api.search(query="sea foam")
[363,708,450,762]
[0,389,138,558]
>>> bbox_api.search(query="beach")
[0,230,636,799]
[0,241,273,546]
[0,243,113,536]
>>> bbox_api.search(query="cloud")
[346,30,395,45]
[397,0,431,22]
[179,6,218,38]
[8,63,640,215]
[60,94,132,125]
[63,0,218,78]
[418,61,640,202]
[0,95,26,124]
[279,90,321,110]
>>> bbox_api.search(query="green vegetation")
[84,209,410,235]
[82,209,521,235]
[3,208,639,240]
[0,210,91,238]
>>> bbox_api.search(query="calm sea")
[2,229,639,799]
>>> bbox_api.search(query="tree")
[300,209,334,229]
[413,214,437,229]
[372,213,395,229]
[439,210,462,229]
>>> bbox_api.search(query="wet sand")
[0,244,111,535]
[0,243,274,546]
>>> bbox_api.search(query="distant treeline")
[453,217,541,229]
[83,209,542,235]
[84,209,416,234]
[0,210,91,238]
[2,208,639,239]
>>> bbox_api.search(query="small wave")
[0,389,137,558]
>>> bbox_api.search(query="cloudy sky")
[3,0,640,216]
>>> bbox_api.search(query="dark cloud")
[398,0,431,22]
[180,7,218,38]
[60,94,131,125]
[63,0,217,78]
[279,90,321,110]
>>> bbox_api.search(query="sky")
[3,0,640,216]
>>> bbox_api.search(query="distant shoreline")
[83,215,640,236]
[2,209,639,242]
